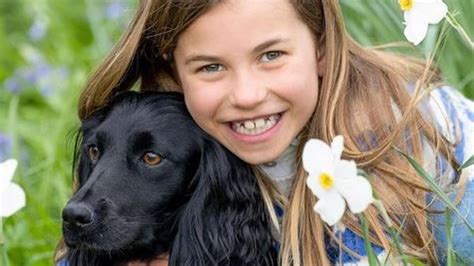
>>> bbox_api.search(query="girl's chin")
[226,139,290,165]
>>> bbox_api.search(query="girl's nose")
[229,70,268,109]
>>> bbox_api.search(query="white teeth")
[231,114,281,135]
[255,118,265,128]
[244,120,255,130]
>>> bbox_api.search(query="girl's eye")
[142,152,162,166]
[261,51,283,62]
[199,64,223,73]
[88,146,100,162]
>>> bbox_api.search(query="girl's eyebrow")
[184,38,289,66]
[185,55,221,65]
[252,37,289,54]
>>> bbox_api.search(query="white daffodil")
[0,159,26,217]
[399,0,448,45]
[303,136,374,226]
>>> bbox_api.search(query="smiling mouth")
[229,113,282,135]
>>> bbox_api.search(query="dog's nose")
[62,202,94,227]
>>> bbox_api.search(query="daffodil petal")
[313,190,346,226]
[306,174,330,199]
[404,20,429,45]
[336,176,374,214]
[0,182,26,217]
[0,159,18,193]
[331,135,344,162]
[302,139,334,176]
[415,1,448,24]
[334,160,358,180]
[403,0,447,45]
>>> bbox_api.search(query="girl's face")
[174,0,320,164]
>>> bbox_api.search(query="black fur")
[61,91,277,265]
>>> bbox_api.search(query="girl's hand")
[126,254,169,266]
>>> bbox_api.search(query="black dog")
[61,91,277,265]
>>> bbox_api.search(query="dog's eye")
[142,152,162,166]
[88,146,100,162]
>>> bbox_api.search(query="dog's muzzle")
[62,201,97,247]
[62,202,94,228]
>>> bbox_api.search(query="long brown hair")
[61,0,461,265]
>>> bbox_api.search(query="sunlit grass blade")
[446,12,474,50]
[397,150,474,233]
[457,155,474,171]
[0,217,8,266]
[383,216,408,266]
[374,203,407,266]
[360,214,381,266]
[401,256,426,266]
[358,169,408,265]
[445,208,455,266]
[0,245,7,266]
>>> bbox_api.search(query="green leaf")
[445,208,455,266]
[357,168,369,178]
[360,214,381,266]
[403,256,426,266]
[396,150,474,233]
[373,200,407,266]
[0,217,8,266]
[458,155,474,171]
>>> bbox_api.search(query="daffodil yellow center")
[399,0,413,11]
[319,172,334,190]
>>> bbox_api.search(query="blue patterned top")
[427,87,474,265]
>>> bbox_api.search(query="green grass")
[0,1,472,265]
[0,1,135,265]
[340,0,474,98]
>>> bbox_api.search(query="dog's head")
[62,91,276,265]
[63,92,202,256]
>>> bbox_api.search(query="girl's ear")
[316,33,326,77]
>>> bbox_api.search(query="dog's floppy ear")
[170,137,277,266]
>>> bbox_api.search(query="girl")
[60,0,474,265]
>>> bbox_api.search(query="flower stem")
[373,200,407,266]
[360,214,381,266]
[0,217,8,266]
[446,12,474,50]
[445,208,455,266]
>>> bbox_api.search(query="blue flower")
[106,2,124,19]
[29,20,47,41]
[2,60,69,97]
[4,77,22,94]
[0,133,13,162]
[24,63,51,84]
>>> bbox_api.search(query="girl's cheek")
[263,65,300,88]
[183,82,226,115]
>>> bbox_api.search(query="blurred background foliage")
[0,0,472,265]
